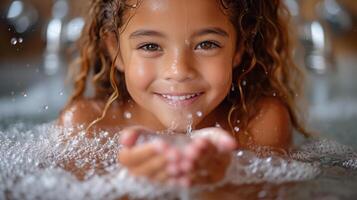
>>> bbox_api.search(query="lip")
[154,92,204,107]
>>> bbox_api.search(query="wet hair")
[67,0,310,139]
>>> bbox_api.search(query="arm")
[56,99,117,179]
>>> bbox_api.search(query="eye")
[196,41,221,50]
[138,43,161,52]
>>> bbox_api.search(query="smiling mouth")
[155,92,203,106]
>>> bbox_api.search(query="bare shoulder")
[57,98,107,128]
[246,96,292,149]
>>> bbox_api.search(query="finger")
[165,147,181,163]
[216,135,237,152]
[118,143,160,167]
[192,127,237,152]
[119,125,154,147]
[166,162,181,177]
[182,143,200,160]
[177,176,191,187]
[152,169,169,183]
[130,154,167,178]
[179,158,193,173]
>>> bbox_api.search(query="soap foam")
[3,123,354,200]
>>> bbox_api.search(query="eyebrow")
[129,27,229,39]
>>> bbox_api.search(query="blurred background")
[0,0,356,146]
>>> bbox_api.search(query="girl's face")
[113,0,241,131]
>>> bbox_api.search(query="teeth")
[161,93,199,101]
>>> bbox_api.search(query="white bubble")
[43,105,49,110]
[23,92,27,97]
[234,127,240,132]
[59,91,64,96]
[18,37,23,43]
[196,111,203,117]
[242,80,247,86]
[272,92,277,97]
[237,120,241,124]
[215,122,221,127]
[123,111,132,119]
[10,37,17,45]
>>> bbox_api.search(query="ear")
[232,45,244,69]
[103,32,125,72]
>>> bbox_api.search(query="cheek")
[201,59,232,91]
[125,59,157,92]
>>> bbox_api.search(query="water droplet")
[196,111,203,117]
[22,92,27,97]
[59,91,64,96]
[236,150,244,157]
[10,37,17,45]
[236,120,241,124]
[234,127,240,132]
[242,80,247,86]
[18,37,23,43]
[43,105,49,110]
[123,111,132,119]
[272,92,277,97]
[215,122,221,127]
[187,113,193,119]
[231,85,235,91]
[186,124,193,134]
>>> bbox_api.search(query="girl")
[58,0,309,186]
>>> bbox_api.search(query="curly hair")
[67,0,310,139]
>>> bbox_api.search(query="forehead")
[121,0,234,37]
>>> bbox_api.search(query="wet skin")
[59,0,292,189]
[105,0,242,132]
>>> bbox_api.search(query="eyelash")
[137,41,221,52]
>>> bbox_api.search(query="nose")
[163,49,197,82]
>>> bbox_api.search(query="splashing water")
[123,111,132,119]
[196,111,203,118]
[10,37,18,45]
[0,122,357,199]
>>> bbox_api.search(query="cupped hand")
[117,126,171,182]
[170,127,237,186]
[117,126,237,186]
